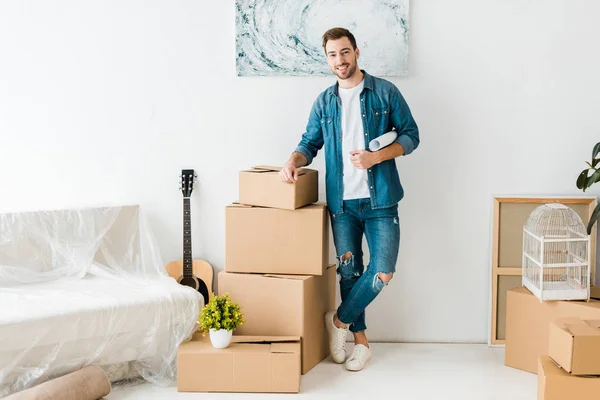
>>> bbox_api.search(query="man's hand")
[279,162,299,183]
[350,150,378,169]
[279,152,308,183]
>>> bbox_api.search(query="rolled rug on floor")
[4,366,111,400]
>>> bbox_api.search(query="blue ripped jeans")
[331,198,400,333]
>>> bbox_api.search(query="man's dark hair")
[322,27,357,52]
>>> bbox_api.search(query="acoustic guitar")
[166,169,214,305]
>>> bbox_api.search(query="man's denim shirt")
[294,70,420,215]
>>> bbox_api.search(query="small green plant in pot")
[198,293,245,348]
[576,141,600,234]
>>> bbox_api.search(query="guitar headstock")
[180,169,197,198]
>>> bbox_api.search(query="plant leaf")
[587,202,600,235]
[593,142,600,160]
[577,169,589,190]
[586,169,600,190]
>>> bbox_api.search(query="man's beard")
[333,61,357,80]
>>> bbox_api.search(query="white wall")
[1,0,599,343]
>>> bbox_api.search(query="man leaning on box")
[279,27,420,372]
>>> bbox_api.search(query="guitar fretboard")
[183,197,192,277]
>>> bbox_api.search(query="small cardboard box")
[177,334,301,393]
[505,287,600,374]
[218,265,336,374]
[239,165,318,210]
[538,356,600,400]
[548,317,600,375]
[225,202,328,275]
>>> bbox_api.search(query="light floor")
[106,343,536,400]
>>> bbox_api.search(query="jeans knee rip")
[372,274,388,292]
[336,252,360,278]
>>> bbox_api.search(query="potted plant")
[198,293,245,348]
[576,141,600,234]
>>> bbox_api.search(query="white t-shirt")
[339,79,370,200]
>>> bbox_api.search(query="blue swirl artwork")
[235,0,409,77]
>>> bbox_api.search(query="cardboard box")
[548,317,600,375]
[239,165,318,210]
[177,334,300,393]
[505,287,600,374]
[538,356,600,400]
[218,265,336,374]
[225,202,329,275]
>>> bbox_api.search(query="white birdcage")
[522,203,591,301]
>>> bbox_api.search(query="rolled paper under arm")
[368,131,398,151]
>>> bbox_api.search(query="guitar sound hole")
[180,277,198,290]
[180,276,210,306]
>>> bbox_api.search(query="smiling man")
[279,27,419,371]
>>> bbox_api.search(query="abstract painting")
[235,0,410,77]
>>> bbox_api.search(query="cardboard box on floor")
[218,265,336,374]
[548,317,600,375]
[537,356,600,400]
[505,287,600,374]
[239,166,318,210]
[177,334,301,393]
[225,202,329,275]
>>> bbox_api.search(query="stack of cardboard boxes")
[505,287,600,398]
[177,166,336,394]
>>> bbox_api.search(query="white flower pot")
[209,328,232,348]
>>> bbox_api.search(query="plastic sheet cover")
[0,205,203,397]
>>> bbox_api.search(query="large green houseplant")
[576,141,600,234]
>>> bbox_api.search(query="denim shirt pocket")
[320,115,334,138]
[372,107,391,132]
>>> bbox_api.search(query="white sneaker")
[325,310,348,363]
[345,344,372,371]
